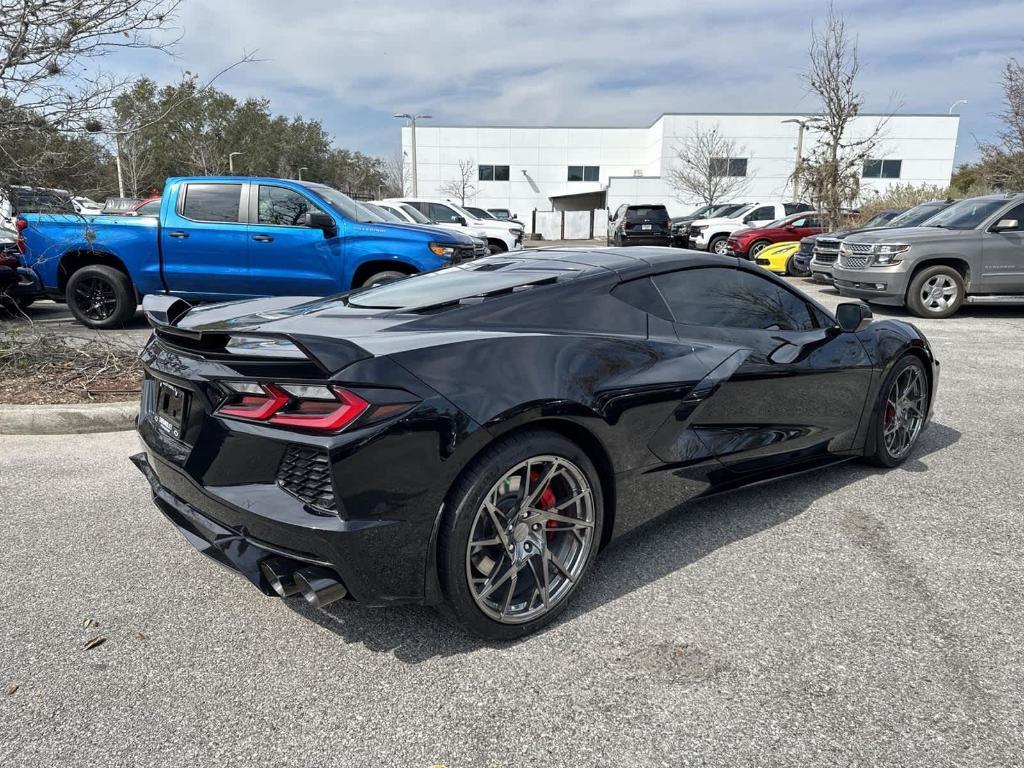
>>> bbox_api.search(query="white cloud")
[111,0,1024,161]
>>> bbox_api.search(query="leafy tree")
[977,59,1024,191]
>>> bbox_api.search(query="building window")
[863,159,902,179]
[479,164,510,181]
[709,158,747,177]
[568,165,599,182]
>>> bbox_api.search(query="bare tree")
[438,159,477,205]
[0,0,181,190]
[977,58,1024,190]
[381,151,410,197]
[666,123,750,206]
[798,3,891,230]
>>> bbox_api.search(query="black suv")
[607,204,671,247]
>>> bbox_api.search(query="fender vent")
[277,445,336,514]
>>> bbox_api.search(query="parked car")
[1,186,74,229]
[129,197,161,216]
[101,197,144,215]
[369,201,489,260]
[19,176,478,329]
[858,208,907,228]
[373,199,490,243]
[463,206,498,220]
[671,202,748,247]
[0,224,41,309]
[725,212,825,258]
[72,196,105,216]
[607,203,671,246]
[833,193,1024,318]
[133,247,938,638]
[806,199,958,282]
[690,202,813,254]
[388,197,524,253]
[487,208,521,224]
[753,241,801,275]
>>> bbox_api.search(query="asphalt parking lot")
[2,277,1023,767]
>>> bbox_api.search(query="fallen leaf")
[84,636,106,651]
[133,632,146,641]
[82,618,100,629]
[6,684,17,695]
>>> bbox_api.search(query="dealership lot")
[2,280,1023,767]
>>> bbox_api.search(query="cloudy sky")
[111,0,1022,164]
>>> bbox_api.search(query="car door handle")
[167,231,189,239]
[252,235,274,242]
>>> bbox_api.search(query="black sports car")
[132,248,939,639]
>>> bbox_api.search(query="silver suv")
[832,193,1024,318]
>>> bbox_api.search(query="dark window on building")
[568,165,599,182]
[710,158,748,177]
[479,165,510,181]
[257,186,322,226]
[652,267,816,331]
[862,159,902,179]
[181,183,242,223]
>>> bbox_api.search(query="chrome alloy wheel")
[919,274,958,313]
[465,455,595,624]
[883,365,926,458]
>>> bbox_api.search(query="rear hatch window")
[625,206,669,221]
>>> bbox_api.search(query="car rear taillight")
[216,382,370,433]
[15,217,27,255]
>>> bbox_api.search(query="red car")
[726,212,824,258]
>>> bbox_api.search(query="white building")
[401,112,960,231]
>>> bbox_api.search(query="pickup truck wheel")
[906,265,964,319]
[66,265,137,329]
[360,270,407,288]
[487,242,507,255]
[708,235,729,255]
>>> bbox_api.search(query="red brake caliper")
[530,469,558,541]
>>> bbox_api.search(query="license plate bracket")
[155,381,189,440]
[641,224,652,230]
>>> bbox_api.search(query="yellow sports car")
[753,241,800,275]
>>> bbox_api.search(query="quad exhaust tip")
[260,557,302,598]
[293,565,348,609]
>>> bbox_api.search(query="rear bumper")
[619,233,671,246]
[0,266,42,297]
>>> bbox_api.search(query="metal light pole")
[229,152,243,174]
[298,166,308,181]
[782,117,814,198]
[948,99,967,115]
[113,134,126,198]
[393,112,432,195]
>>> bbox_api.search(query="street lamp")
[782,117,815,197]
[948,99,967,115]
[229,152,243,174]
[393,112,432,195]
[298,166,308,181]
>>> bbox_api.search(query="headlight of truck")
[690,225,706,236]
[429,242,457,258]
[872,243,910,265]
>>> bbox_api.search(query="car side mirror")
[303,211,337,236]
[455,215,467,226]
[991,218,1019,232]
[836,302,872,332]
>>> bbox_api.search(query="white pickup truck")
[389,197,525,254]
[689,202,812,254]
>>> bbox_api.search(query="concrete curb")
[0,401,139,435]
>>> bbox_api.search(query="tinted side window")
[182,184,242,223]
[428,203,460,223]
[257,185,322,226]
[653,267,816,331]
[747,206,775,221]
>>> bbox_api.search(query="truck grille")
[277,445,336,513]
[813,237,841,264]
[843,242,874,254]
[798,239,815,256]
[838,253,870,269]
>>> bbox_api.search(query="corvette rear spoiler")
[141,294,372,373]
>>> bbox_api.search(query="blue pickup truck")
[19,176,479,328]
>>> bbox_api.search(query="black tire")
[360,270,407,288]
[863,355,930,468]
[905,265,964,319]
[66,265,136,329]
[748,240,771,258]
[487,241,507,254]
[785,255,809,277]
[14,295,34,309]
[437,430,605,640]
[708,235,729,255]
